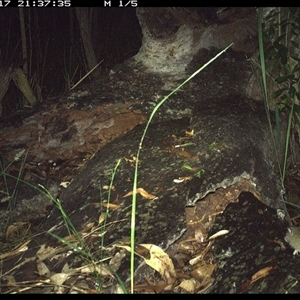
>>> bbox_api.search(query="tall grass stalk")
[1,164,128,292]
[98,158,122,290]
[42,158,126,292]
[0,151,28,225]
[257,7,283,181]
[129,43,233,293]
[257,7,299,184]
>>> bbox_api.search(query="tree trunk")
[18,7,28,76]
[134,7,257,75]
[75,7,101,79]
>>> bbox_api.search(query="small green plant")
[0,150,28,226]
[257,7,300,183]
[39,157,128,293]
[181,163,205,178]
[39,181,128,294]
[0,157,127,293]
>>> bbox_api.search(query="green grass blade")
[129,43,233,293]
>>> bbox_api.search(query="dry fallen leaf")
[80,263,113,277]
[98,212,106,224]
[60,181,70,188]
[185,129,194,136]
[175,278,197,293]
[123,188,157,200]
[189,253,204,266]
[6,222,31,241]
[90,200,121,210]
[0,239,31,260]
[124,156,140,163]
[250,266,273,283]
[173,176,194,183]
[190,263,216,281]
[36,245,59,262]
[61,262,70,273]
[173,178,185,183]
[5,275,16,285]
[118,243,177,285]
[109,250,127,271]
[102,185,115,190]
[135,244,151,260]
[134,283,167,294]
[51,272,72,293]
[37,261,51,277]
[50,272,71,285]
[239,265,273,293]
[208,229,229,240]
[100,202,121,210]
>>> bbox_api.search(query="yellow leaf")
[176,278,197,293]
[250,266,273,283]
[137,188,157,200]
[101,203,121,210]
[124,156,140,163]
[123,188,157,200]
[36,244,58,262]
[190,263,216,280]
[50,272,70,285]
[117,243,177,285]
[185,129,194,136]
[139,244,177,285]
[98,212,106,224]
[0,239,31,260]
[178,176,192,181]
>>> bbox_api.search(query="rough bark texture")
[134,7,257,74]
[0,8,299,294]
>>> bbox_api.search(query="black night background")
[0,7,142,115]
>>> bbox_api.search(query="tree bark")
[18,7,28,76]
[133,7,257,75]
[75,7,101,79]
